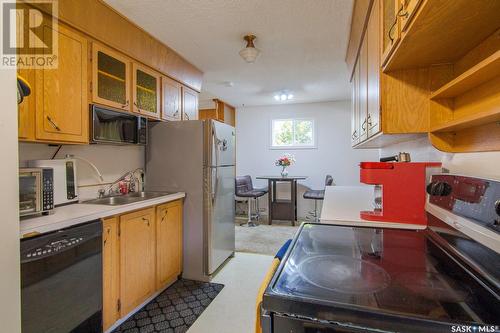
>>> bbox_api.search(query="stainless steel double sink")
[81,191,174,206]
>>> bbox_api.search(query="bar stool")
[235,175,268,227]
[303,175,334,222]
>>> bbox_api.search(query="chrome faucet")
[98,168,144,197]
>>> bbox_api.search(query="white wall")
[0,68,21,330]
[236,101,379,219]
[19,143,145,199]
[380,137,500,181]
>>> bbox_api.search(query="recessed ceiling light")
[274,91,294,102]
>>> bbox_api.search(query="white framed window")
[270,118,316,149]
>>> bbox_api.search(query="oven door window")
[19,173,39,214]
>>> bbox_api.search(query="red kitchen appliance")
[360,162,441,225]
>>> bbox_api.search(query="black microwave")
[90,105,147,145]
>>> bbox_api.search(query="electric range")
[261,174,500,333]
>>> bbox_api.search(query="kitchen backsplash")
[380,137,500,180]
[18,143,145,199]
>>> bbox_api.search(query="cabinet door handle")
[122,100,129,108]
[388,17,398,43]
[397,3,409,18]
[142,217,150,226]
[184,112,190,120]
[367,114,373,127]
[47,116,61,131]
[362,119,367,131]
[173,110,179,117]
[161,210,168,223]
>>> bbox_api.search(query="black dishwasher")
[21,220,103,333]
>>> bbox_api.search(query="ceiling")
[104,0,354,107]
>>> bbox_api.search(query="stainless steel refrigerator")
[146,120,235,281]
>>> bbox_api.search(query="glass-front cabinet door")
[92,43,131,111]
[133,64,161,119]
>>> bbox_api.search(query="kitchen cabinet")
[133,63,161,119]
[358,36,369,142]
[102,216,119,331]
[18,68,36,141]
[349,0,431,148]
[119,207,156,315]
[34,23,89,144]
[161,76,182,121]
[199,99,236,126]
[350,64,360,146]
[181,86,199,120]
[101,199,184,329]
[156,200,183,289]
[92,43,131,111]
[367,0,381,138]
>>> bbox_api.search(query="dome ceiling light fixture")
[274,92,294,101]
[239,34,260,63]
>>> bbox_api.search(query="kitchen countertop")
[320,186,425,230]
[20,192,186,238]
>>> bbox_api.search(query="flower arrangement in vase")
[275,153,295,177]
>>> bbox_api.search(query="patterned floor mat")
[112,279,224,333]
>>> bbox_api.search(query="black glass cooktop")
[263,223,500,332]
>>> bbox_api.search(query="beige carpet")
[235,219,299,256]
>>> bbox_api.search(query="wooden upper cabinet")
[119,208,156,316]
[92,43,131,111]
[156,200,183,289]
[35,23,88,144]
[102,217,119,331]
[351,63,360,146]
[18,68,36,141]
[161,76,182,121]
[381,0,400,65]
[358,36,369,143]
[367,0,381,138]
[133,64,161,119]
[181,86,199,120]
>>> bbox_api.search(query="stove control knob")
[495,199,500,217]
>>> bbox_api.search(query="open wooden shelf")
[431,51,500,99]
[430,122,500,153]
[383,0,500,72]
[431,109,500,133]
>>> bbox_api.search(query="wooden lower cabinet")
[119,207,157,316]
[102,217,120,331]
[156,201,183,289]
[102,200,183,330]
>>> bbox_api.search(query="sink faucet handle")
[98,189,106,198]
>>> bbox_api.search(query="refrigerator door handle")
[212,122,221,167]
[211,167,218,205]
